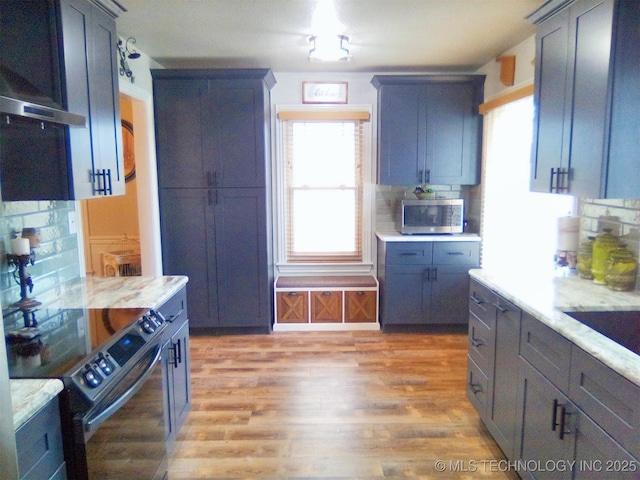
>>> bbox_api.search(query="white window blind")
[280,111,369,263]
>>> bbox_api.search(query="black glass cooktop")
[4,306,147,379]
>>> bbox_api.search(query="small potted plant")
[413,185,435,199]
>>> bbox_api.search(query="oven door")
[72,342,167,480]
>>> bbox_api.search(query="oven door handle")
[84,343,162,434]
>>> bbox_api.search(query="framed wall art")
[302,81,348,104]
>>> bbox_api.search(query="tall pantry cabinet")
[152,69,276,332]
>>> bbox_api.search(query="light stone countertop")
[11,379,64,431]
[376,232,481,242]
[10,275,189,431]
[470,268,640,387]
[35,275,189,310]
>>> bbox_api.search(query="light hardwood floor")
[168,330,516,479]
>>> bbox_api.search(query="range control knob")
[96,355,115,376]
[83,366,103,388]
[149,310,164,326]
[140,317,156,334]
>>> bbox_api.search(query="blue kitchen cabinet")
[15,396,66,480]
[159,287,190,445]
[516,354,638,480]
[153,70,274,332]
[529,0,640,197]
[371,75,484,186]
[465,279,521,459]
[59,0,124,198]
[467,278,640,479]
[377,240,479,330]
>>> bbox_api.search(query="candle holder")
[6,250,42,310]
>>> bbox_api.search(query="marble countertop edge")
[376,232,481,242]
[11,379,64,431]
[469,269,640,387]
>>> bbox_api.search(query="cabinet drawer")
[385,242,433,265]
[468,279,494,324]
[467,355,488,418]
[158,287,188,324]
[433,242,479,265]
[345,291,377,322]
[520,313,571,393]
[159,287,188,338]
[276,291,309,323]
[311,291,342,323]
[468,310,492,373]
[569,346,640,459]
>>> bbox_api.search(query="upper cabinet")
[153,72,272,190]
[60,0,124,198]
[529,0,640,198]
[371,75,485,186]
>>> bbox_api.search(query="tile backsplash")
[375,184,479,233]
[579,198,640,289]
[1,201,81,319]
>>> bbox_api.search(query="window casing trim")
[274,104,374,275]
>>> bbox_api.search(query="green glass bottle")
[591,229,618,285]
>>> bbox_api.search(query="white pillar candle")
[10,237,31,256]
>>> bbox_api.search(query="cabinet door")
[531,7,571,194]
[569,346,640,460]
[277,291,309,323]
[486,296,521,459]
[89,4,124,195]
[515,358,574,480]
[60,0,124,198]
[15,397,66,480]
[154,79,210,189]
[377,84,423,185]
[212,188,271,328]
[159,188,217,328]
[310,291,342,323]
[429,265,472,324]
[573,409,639,480]
[425,83,480,185]
[383,265,430,325]
[345,291,377,323]
[564,0,614,196]
[209,80,267,188]
[168,319,191,437]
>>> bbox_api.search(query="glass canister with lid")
[605,245,638,291]
[591,228,619,285]
[576,237,595,279]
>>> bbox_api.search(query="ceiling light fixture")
[308,34,351,62]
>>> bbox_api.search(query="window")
[481,96,575,272]
[279,110,369,263]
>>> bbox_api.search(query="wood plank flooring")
[168,331,515,479]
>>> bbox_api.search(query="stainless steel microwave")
[398,198,464,234]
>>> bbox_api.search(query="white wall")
[476,35,536,100]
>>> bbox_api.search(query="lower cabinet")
[15,396,66,480]
[158,287,191,445]
[465,278,521,458]
[378,240,480,329]
[159,187,272,331]
[467,277,640,479]
[162,319,190,444]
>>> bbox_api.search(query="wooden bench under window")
[274,276,379,330]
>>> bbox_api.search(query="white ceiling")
[115,0,544,72]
